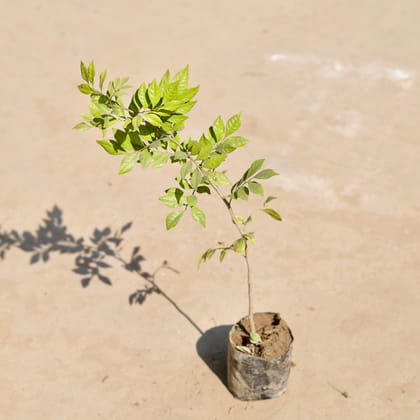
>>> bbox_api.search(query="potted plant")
[74,61,294,400]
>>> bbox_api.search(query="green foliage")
[191,206,206,227]
[166,210,184,230]
[75,60,281,235]
[225,113,242,136]
[75,61,284,339]
[261,208,282,221]
[119,153,139,174]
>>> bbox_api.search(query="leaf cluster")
[75,61,199,175]
[75,62,282,266]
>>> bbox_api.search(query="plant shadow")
[0,205,203,335]
[196,324,232,388]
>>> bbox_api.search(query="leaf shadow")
[0,205,202,335]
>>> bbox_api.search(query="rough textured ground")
[1,1,419,419]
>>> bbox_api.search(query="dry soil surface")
[1,1,419,419]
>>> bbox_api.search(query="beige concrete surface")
[1,1,419,419]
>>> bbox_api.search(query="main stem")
[173,139,258,336]
[244,247,256,334]
[191,158,257,335]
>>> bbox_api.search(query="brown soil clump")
[231,313,293,359]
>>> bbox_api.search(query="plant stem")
[197,172,257,334]
[164,137,258,336]
[176,142,257,335]
[244,246,256,334]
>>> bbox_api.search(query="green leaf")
[166,210,184,230]
[163,114,188,131]
[255,169,278,180]
[186,195,197,207]
[163,81,180,102]
[145,113,163,127]
[234,215,245,225]
[132,115,143,130]
[225,113,241,136]
[191,206,206,227]
[177,85,199,102]
[134,83,147,108]
[174,100,196,114]
[216,136,249,154]
[109,77,129,96]
[89,102,109,117]
[108,80,116,96]
[236,186,249,200]
[90,117,104,129]
[172,151,187,162]
[87,61,95,85]
[203,153,226,169]
[173,65,189,92]
[207,171,231,186]
[174,188,184,204]
[96,139,125,155]
[261,208,282,221]
[114,129,135,151]
[147,80,161,107]
[244,232,256,244]
[210,116,225,142]
[81,113,93,123]
[178,178,190,190]
[102,116,117,130]
[139,150,153,167]
[191,168,203,190]
[245,159,265,179]
[159,189,183,208]
[159,194,178,208]
[128,131,143,149]
[264,195,277,206]
[159,70,170,91]
[249,331,262,344]
[78,84,95,95]
[99,69,107,91]
[219,249,227,262]
[119,153,139,175]
[169,137,179,151]
[197,185,211,194]
[248,181,264,195]
[73,122,91,131]
[161,100,183,112]
[197,135,213,160]
[123,118,132,130]
[232,238,246,254]
[80,61,89,83]
[198,247,216,266]
[138,125,154,142]
[181,161,193,179]
[118,76,130,90]
[150,151,169,168]
[187,139,200,156]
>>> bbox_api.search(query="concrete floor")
[1,1,419,419]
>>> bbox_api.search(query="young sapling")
[74,61,282,348]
